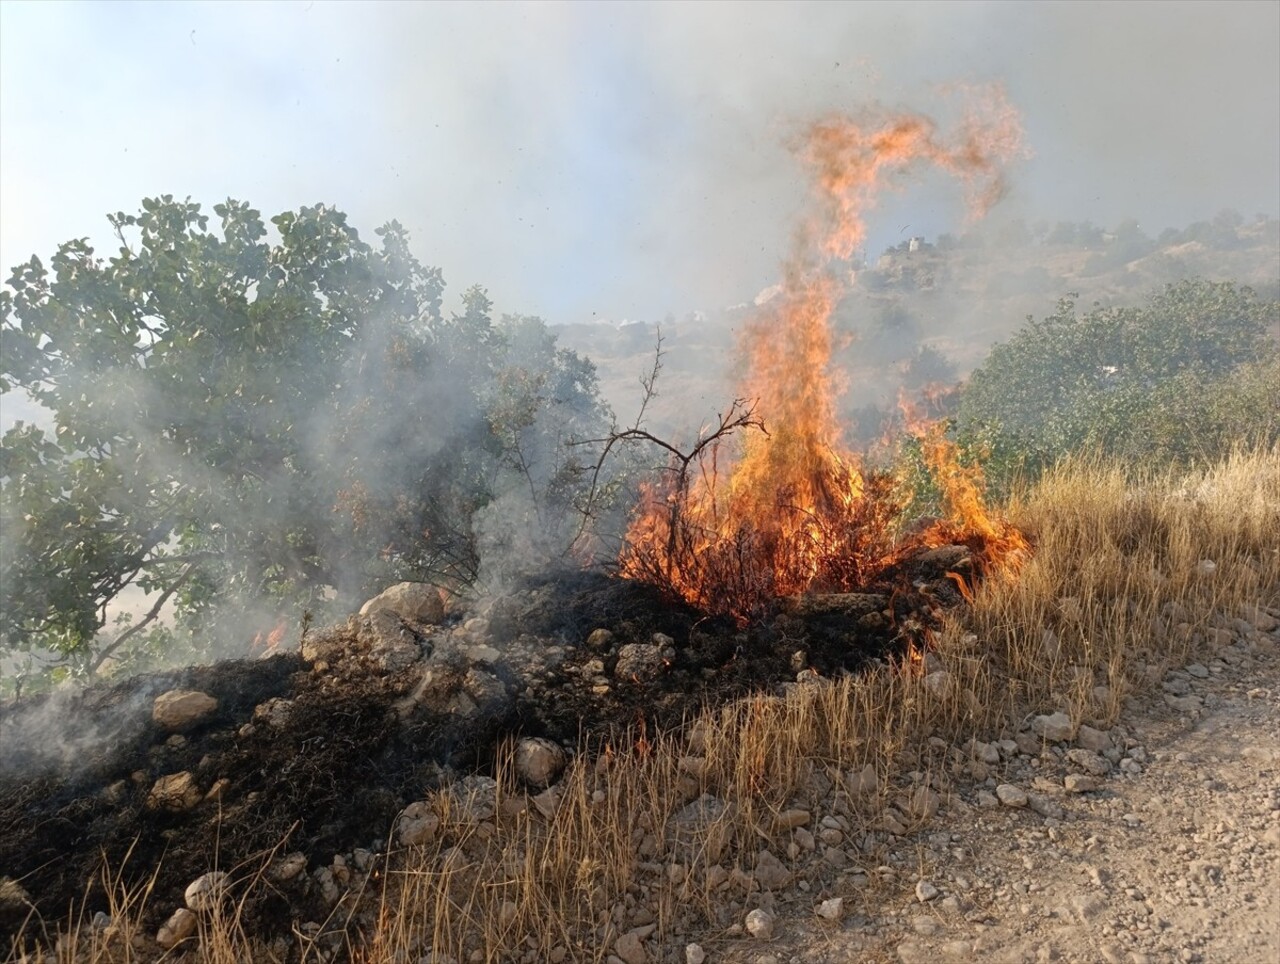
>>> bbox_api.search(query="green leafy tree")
[958,279,1279,475]
[1,197,611,681]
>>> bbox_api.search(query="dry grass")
[9,446,1279,964]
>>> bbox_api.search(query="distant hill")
[553,214,1280,444]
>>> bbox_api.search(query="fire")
[620,88,1027,620]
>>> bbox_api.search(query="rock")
[1165,694,1203,713]
[359,582,445,624]
[300,623,348,663]
[203,777,231,804]
[845,764,879,797]
[1065,774,1102,793]
[184,871,230,912]
[152,690,218,730]
[753,849,792,890]
[615,642,673,682]
[514,737,567,789]
[774,809,811,831]
[253,697,294,728]
[463,668,508,713]
[532,785,565,819]
[1031,712,1075,742]
[685,943,706,964]
[396,801,441,847]
[816,896,844,920]
[976,790,999,808]
[970,740,1001,765]
[1075,724,1112,752]
[1239,604,1278,632]
[147,772,202,812]
[744,907,775,939]
[156,907,197,948]
[1066,748,1111,775]
[613,930,646,964]
[923,671,953,695]
[996,784,1028,808]
[915,880,940,902]
[1027,793,1064,819]
[467,644,502,665]
[586,628,615,650]
[880,810,908,835]
[1195,559,1217,577]
[270,852,307,882]
[356,609,424,672]
[909,786,940,820]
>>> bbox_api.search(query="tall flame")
[621,87,1027,620]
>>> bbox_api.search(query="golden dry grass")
[9,445,1279,964]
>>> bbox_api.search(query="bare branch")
[88,562,199,675]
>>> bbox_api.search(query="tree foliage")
[0,197,611,679]
[958,280,1279,473]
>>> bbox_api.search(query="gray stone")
[359,582,444,624]
[356,610,424,672]
[615,642,673,682]
[923,670,953,695]
[745,907,775,939]
[685,943,707,964]
[1065,774,1102,793]
[396,801,440,847]
[152,690,218,730]
[1067,748,1112,776]
[147,772,202,812]
[915,880,940,902]
[253,697,294,728]
[774,809,811,831]
[514,737,567,789]
[970,740,1001,765]
[270,852,308,882]
[753,849,792,890]
[845,764,879,796]
[613,930,646,964]
[996,784,1028,807]
[156,907,197,948]
[816,896,844,920]
[1075,724,1112,752]
[1031,712,1075,742]
[184,871,230,913]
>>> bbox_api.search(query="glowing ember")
[620,87,1028,620]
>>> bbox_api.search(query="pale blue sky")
[2,0,1277,323]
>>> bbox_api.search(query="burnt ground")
[0,550,971,954]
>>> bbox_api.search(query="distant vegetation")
[958,279,1279,484]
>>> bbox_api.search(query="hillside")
[553,216,1280,444]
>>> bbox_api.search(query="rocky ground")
[3,582,1276,963]
[691,606,1280,964]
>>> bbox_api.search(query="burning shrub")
[613,91,1030,621]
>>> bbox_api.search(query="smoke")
[2,3,1276,324]
[2,2,1277,692]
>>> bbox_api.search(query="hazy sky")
[1,0,1277,323]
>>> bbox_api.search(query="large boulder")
[355,610,426,672]
[359,582,445,625]
[152,690,218,731]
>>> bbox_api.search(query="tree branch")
[88,562,198,675]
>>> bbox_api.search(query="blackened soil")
[0,556,968,953]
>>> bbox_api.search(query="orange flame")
[620,87,1027,620]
